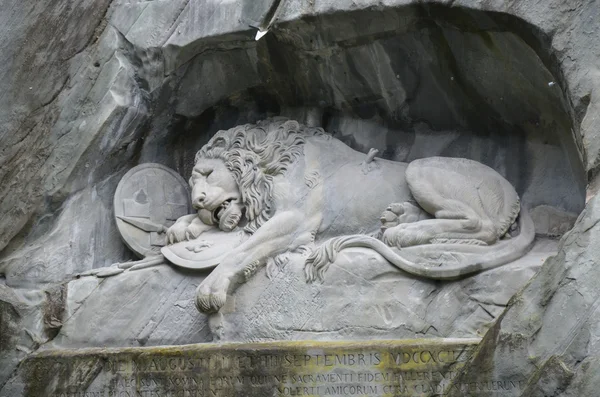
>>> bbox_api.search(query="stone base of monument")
[41,239,556,350]
[0,339,529,397]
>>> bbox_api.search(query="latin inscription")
[17,341,524,397]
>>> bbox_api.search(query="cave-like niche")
[164,5,585,233]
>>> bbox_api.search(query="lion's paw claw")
[166,224,187,245]
[387,203,406,215]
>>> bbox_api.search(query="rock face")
[47,265,211,350]
[0,1,589,288]
[1,340,480,397]
[445,192,600,396]
[213,240,556,343]
[43,238,553,350]
[0,285,64,386]
[1,0,600,395]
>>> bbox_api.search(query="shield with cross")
[114,163,192,258]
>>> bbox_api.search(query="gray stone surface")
[0,1,590,289]
[0,284,64,387]
[1,0,600,395]
[114,163,191,258]
[45,238,553,350]
[444,192,600,396]
[47,265,211,350]
[1,339,479,397]
[214,239,556,343]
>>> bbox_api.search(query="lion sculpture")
[166,119,535,313]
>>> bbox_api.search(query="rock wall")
[1,0,599,394]
[447,192,600,396]
[0,1,590,287]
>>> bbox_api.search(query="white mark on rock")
[255,29,269,41]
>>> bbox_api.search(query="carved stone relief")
[113,118,541,317]
[114,163,192,258]
[2,1,600,395]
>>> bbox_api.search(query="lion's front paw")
[167,219,209,244]
[195,270,232,314]
[166,222,188,244]
[184,220,206,241]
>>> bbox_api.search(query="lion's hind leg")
[383,160,499,248]
[382,215,496,248]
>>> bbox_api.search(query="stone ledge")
[1,339,498,397]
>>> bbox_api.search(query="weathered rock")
[47,265,211,349]
[445,192,600,396]
[0,284,64,387]
[1,339,479,397]
[44,237,553,349]
[213,239,555,342]
[0,0,121,253]
[0,1,599,395]
[0,1,590,291]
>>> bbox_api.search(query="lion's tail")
[304,206,535,282]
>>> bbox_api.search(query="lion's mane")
[196,118,324,233]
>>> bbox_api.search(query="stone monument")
[158,118,534,315]
[0,118,562,395]
[1,1,599,396]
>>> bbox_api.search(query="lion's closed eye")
[198,167,213,177]
[190,168,212,185]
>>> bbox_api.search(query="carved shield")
[161,229,248,270]
[114,163,192,258]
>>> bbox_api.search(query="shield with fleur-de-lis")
[114,164,192,258]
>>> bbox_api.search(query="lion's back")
[304,136,412,239]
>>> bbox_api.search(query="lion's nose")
[193,193,206,209]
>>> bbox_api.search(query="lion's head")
[192,118,324,233]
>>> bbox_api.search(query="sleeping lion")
[166,119,534,313]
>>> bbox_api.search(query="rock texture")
[1,0,599,395]
[0,1,589,288]
[213,240,556,343]
[48,265,211,349]
[42,238,554,351]
[445,192,600,396]
[0,340,480,397]
[0,285,64,386]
